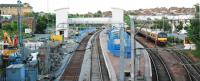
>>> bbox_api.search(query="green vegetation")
[24,33,32,38]
[166,36,183,47]
[35,15,48,33]
[1,21,28,36]
[176,21,184,31]
[192,50,200,58]
[124,14,130,27]
[152,17,171,32]
[93,10,102,17]
[68,10,103,18]
[78,24,87,30]
[134,20,143,27]
[68,13,81,18]
[188,4,200,57]
[167,36,183,43]
[25,12,56,34]
[0,12,55,39]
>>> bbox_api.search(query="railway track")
[135,36,174,81]
[59,34,93,81]
[147,49,174,81]
[135,34,195,81]
[90,31,109,81]
[170,50,200,81]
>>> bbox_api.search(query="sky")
[0,0,200,14]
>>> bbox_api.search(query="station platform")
[99,29,152,81]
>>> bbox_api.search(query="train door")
[59,31,64,35]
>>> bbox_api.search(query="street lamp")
[119,23,125,81]
[130,18,136,81]
[17,0,22,47]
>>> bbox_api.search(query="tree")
[94,10,102,17]
[79,24,86,30]
[152,17,171,32]
[134,20,143,27]
[176,21,184,31]
[2,22,18,32]
[35,16,47,34]
[188,4,200,50]
[2,21,28,36]
[24,12,35,17]
[45,13,56,28]
[34,12,55,33]
[124,14,130,27]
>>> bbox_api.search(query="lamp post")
[130,18,136,81]
[119,23,125,81]
[17,0,22,47]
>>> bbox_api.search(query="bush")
[167,36,183,44]
[168,36,175,42]
[24,33,31,38]
[192,50,200,58]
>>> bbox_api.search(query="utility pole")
[119,23,125,81]
[130,18,142,81]
[17,0,22,47]
[17,0,26,61]
[130,18,135,81]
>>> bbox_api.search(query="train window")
[158,33,167,38]
[162,34,167,38]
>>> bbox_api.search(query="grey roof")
[0,4,21,7]
[0,3,32,8]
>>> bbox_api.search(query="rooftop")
[0,3,32,8]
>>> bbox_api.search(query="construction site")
[1,0,200,81]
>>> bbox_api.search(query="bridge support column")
[112,8,124,27]
[111,8,125,81]
[55,8,69,40]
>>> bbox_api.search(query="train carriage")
[136,27,168,45]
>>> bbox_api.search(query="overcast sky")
[0,0,200,14]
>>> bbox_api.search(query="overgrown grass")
[192,49,200,59]
[167,36,183,47]
[167,36,183,43]
[24,33,31,38]
[166,42,176,47]
[0,69,3,75]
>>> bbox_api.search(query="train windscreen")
[158,33,167,38]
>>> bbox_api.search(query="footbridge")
[55,8,124,39]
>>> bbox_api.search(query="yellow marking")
[158,38,167,42]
